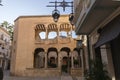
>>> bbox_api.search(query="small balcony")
[74,0,120,35]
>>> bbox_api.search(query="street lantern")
[52,9,60,22]
[76,39,83,68]
[76,40,83,48]
[69,13,74,26]
[47,0,74,25]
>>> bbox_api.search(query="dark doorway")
[110,34,120,80]
[61,57,68,73]
[95,47,102,62]
[48,57,57,68]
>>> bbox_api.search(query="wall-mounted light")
[69,13,74,26]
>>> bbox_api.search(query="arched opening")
[49,57,56,68]
[60,47,71,55]
[47,23,58,39]
[35,24,46,41]
[73,48,82,68]
[34,48,45,68]
[62,57,68,73]
[60,47,71,73]
[59,23,71,38]
[47,47,58,68]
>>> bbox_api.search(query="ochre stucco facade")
[10,15,87,77]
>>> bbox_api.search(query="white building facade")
[0,27,11,70]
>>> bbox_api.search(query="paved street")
[3,70,83,80]
[3,70,61,80]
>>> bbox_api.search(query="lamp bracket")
[47,0,73,12]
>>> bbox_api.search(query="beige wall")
[11,15,86,77]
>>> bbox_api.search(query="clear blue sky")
[0,0,72,24]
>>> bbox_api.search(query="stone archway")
[47,47,58,68]
[48,51,57,68]
[34,48,45,68]
[60,47,71,73]
[72,50,82,68]
[73,48,82,68]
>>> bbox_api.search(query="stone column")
[57,24,60,43]
[45,27,48,40]
[101,45,115,80]
[57,27,59,37]
[4,59,7,70]
[70,25,72,37]
[0,59,2,67]
[71,51,74,68]
[58,52,61,68]
[81,49,84,76]
[45,52,47,68]
[84,46,89,70]
[67,52,70,74]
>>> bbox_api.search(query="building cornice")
[14,15,69,22]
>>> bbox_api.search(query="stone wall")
[71,68,82,76]
[11,68,61,77]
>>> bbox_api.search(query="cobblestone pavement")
[3,70,61,80]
